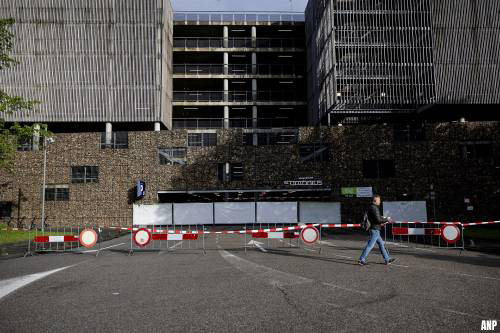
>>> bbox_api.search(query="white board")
[173,203,213,225]
[383,201,427,222]
[214,202,255,224]
[133,204,173,226]
[257,202,298,223]
[299,202,341,223]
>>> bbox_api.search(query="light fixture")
[279,81,293,84]
[278,29,292,32]
[184,107,199,110]
[232,81,246,84]
[231,54,246,58]
[279,107,294,110]
[336,92,342,97]
[278,55,293,58]
[381,92,386,97]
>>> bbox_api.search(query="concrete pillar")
[32,124,40,151]
[251,26,257,48]
[154,122,161,132]
[224,79,229,102]
[252,106,258,129]
[224,106,230,129]
[252,79,257,101]
[251,52,257,74]
[223,52,229,75]
[223,26,229,48]
[105,122,112,145]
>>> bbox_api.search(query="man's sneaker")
[385,258,397,265]
[358,260,367,266]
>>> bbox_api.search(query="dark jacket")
[367,203,388,230]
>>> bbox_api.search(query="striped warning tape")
[111,223,361,234]
[462,221,500,227]
[33,235,79,243]
[393,221,462,225]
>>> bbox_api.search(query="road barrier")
[24,226,114,256]
[129,225,206,255]
[385,221,465,250]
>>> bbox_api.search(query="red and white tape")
[110,223,360,235]
[462,221,500,227]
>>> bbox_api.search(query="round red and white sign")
[79,229,98,248]
[301,226,319,244]
[133,228,151,247]
[441,225,461,244]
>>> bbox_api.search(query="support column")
[251,52,257,74]
[224,79,229,102]
[105,122,112,146]
[32,124,40,151]
[251,26,257,48]
[252,106,258,129]
[223,52,229,75]
[223,26,229,48]
[224,106,230,129]
[252,79,257,102]
[154,122,161,132]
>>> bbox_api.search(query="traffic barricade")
[129,225,205,255]
[384,221,465,250]
[25,226,104,256]
[244,223,301,252]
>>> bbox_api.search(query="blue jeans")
[359,229,391,263]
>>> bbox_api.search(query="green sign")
[341,187,357,197]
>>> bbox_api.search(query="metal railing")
[172,91,304,103]
[173,37,304,49]
[173,12,305,24]
[172,118,296,129]
[173,64,305,76]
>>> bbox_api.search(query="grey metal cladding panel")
[432,0,500,104]
[1,0,172,124]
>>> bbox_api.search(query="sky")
[172,0,309,12]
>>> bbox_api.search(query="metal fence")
[384,222,465,250]
[173,12,305,25]
[173,90,304,102]
[173,37,304,49]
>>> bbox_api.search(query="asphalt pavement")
[0,232,499,333]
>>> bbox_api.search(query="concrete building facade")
[305,0,500,125]
[171,12,307,134]
[0,0,173,129]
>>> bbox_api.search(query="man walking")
[358,195,396,265]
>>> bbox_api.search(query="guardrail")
[173,90,304,102]
[173,37,304,49]
[173,12,305,24]
[172,118,296,129]
[173,64,305,76]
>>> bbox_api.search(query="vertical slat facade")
[0,0,173,128]
[306,0,500,124]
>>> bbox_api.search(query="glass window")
[159,148,187,165]
[363,160,395,178]
[100,132,128,149]
[188,133,217,147]
[460,142,493,160]
[45,186,69,201]
[71,166,98,183]
[300,145,330,162]
[0,202,12,218]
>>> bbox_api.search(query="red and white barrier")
[462,221,500,227]
[152,233,199,241]
[392,228,442,236]
[251,232,298,239]
[33,235,79,243]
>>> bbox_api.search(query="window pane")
[379,160,395,178]
[188,133,202,147]
[45,188,56,201]
[56,188,70,201]
[362,160,378,178]
[71,167,85,183]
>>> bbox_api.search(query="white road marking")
[391,264,409,268]
[158,241,184,254]
[81,242,125,253]
[248,240,267,253]
[219,249,312,287]
[303,247,316,252]
[441,308,484,319]
[452,272,500,281]
[0,266,73,301]
[327,303,378,319]
[414,248,435,252]
[386,241,409,248]
[331,254,354,260]
[319,240,337,247]
[323,282,369,295]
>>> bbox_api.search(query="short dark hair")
[373,194,381,200]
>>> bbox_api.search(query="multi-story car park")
[305,0,500,125]
[171,12,307,139]
[0,1,499,227]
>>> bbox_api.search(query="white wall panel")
[257,202,298,223]
[383,201,428,222]
[299,202,341,223]
[173,203,213,225]
[133,204,172,225]
[214,202,255,224]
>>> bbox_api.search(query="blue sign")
[136,180,145,199]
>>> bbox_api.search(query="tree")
[0,18,50,170]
